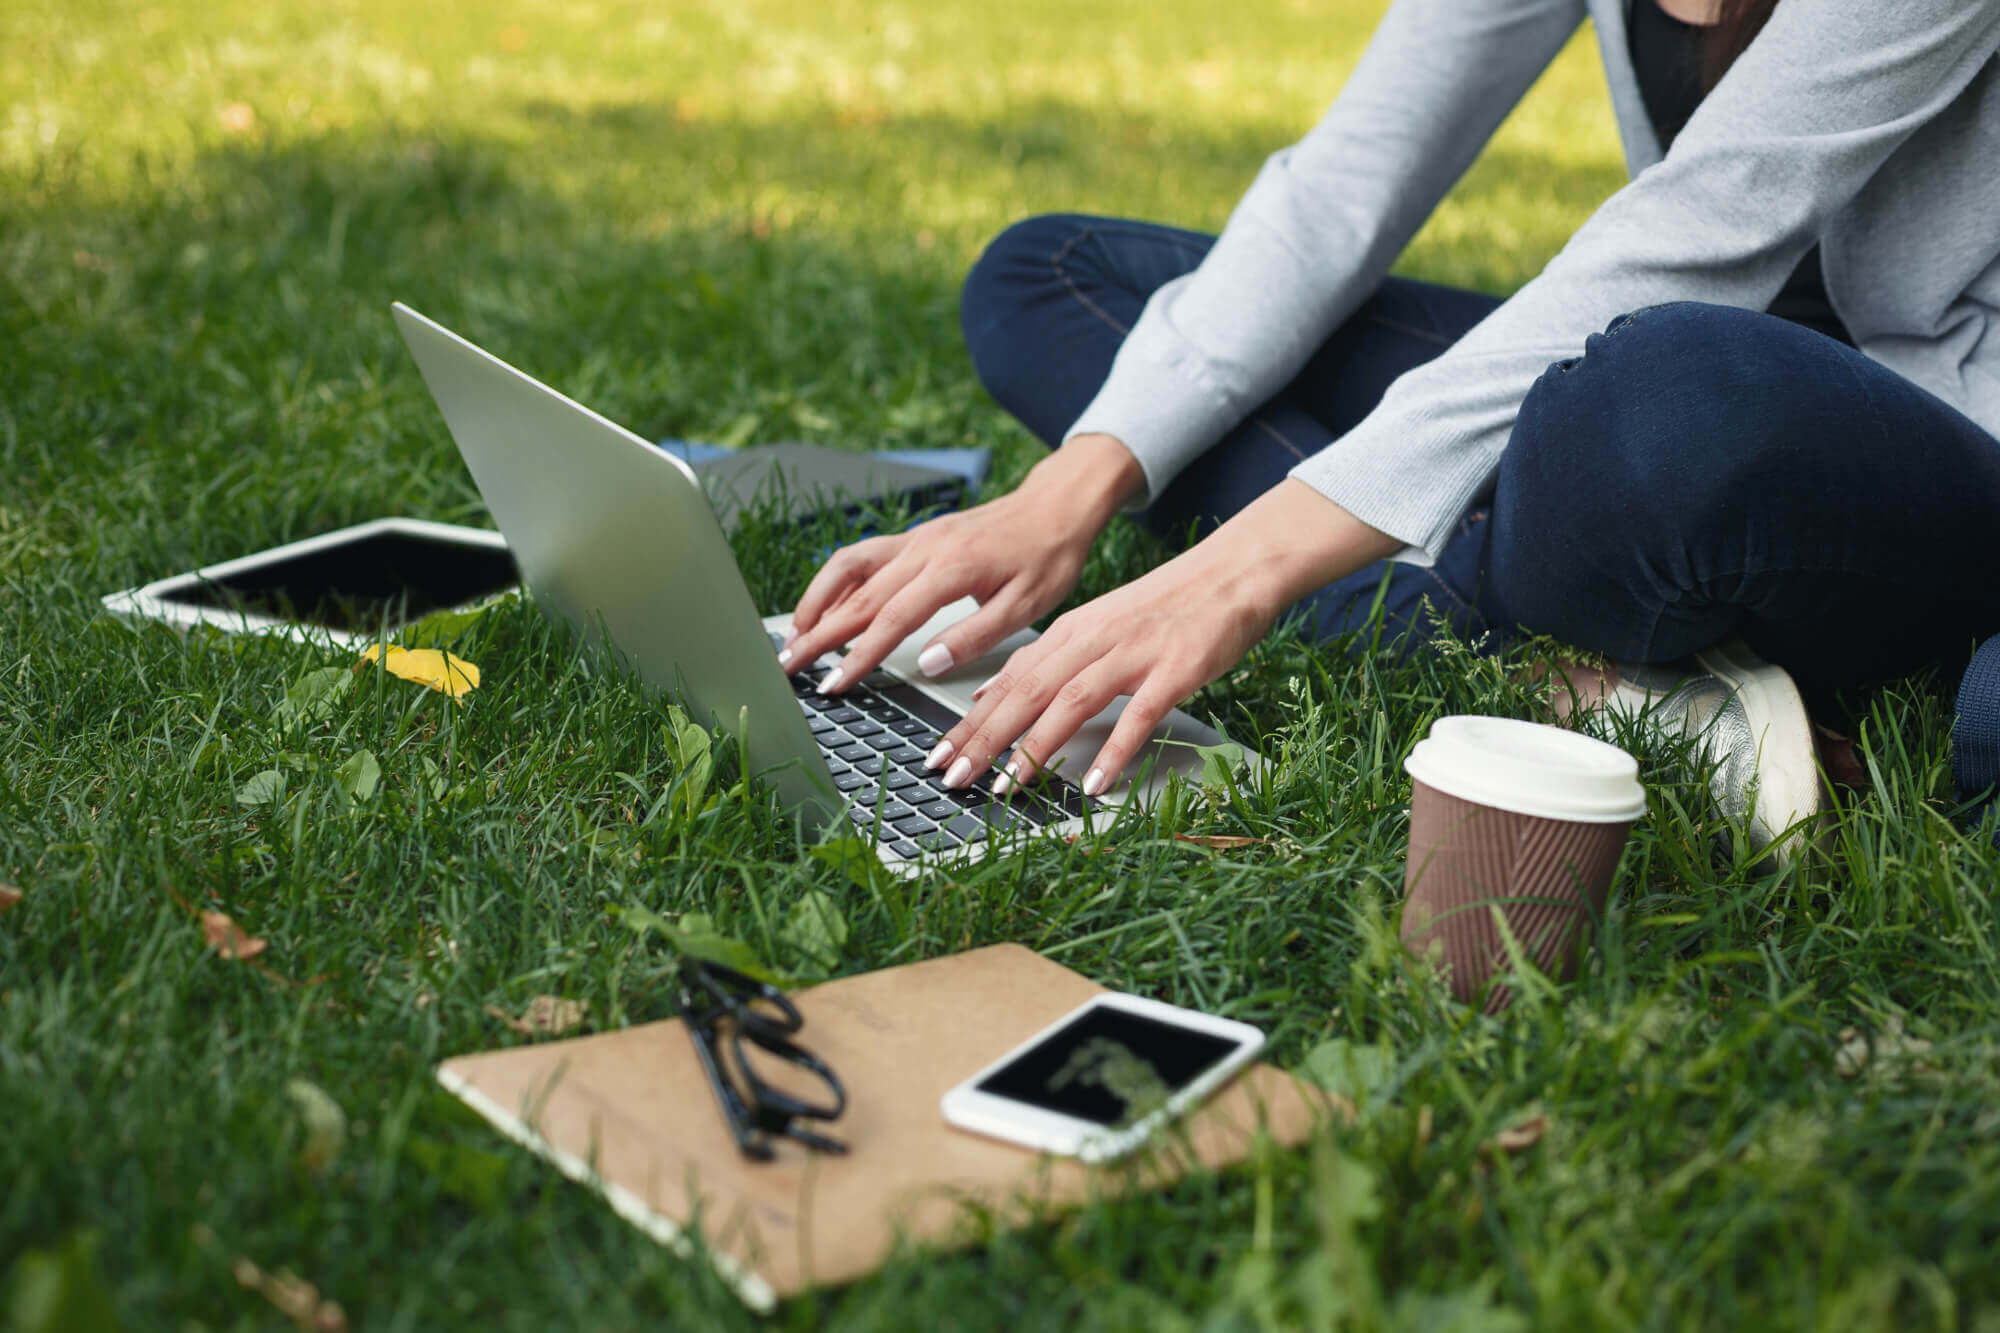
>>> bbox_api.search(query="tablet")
[101,517,518,648]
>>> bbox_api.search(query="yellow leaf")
[359,644,480,699]
[201,910,268,961]
[485,995,588,1037]
[0,883,20,914]
[1174,833,1268,850]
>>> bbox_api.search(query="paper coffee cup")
[1401,716,1646,1010]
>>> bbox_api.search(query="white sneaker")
[1596,639,1821,863]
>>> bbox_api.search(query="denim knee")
[959,213,1095,391]
[1486,302,1830,656]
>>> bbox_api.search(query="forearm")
[1200,479,1402,621]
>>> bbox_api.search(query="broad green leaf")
[273,664,354,728]
[1297,1038,1397,1105]
[402,594,510,648]
[612,904,789,986]
[1193,741,1247,789]
[234,769,287,806]
[401,1135,511,1212]
[417,756,448,801]
[334,749,380,802]
[4,1229,121,1333]
[779,889,850,971]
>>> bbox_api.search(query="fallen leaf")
[234,1255,348,1331]
[1834,1014,1935,1080]
[201,910,267,961]
[359,644,480,699]
[1484,1114,1548,1155]
[1174,833,1268,850]
[0,883,20,914]
[485,995,588,1036]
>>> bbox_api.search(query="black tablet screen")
[158,531,519,631]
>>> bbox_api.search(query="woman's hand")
[781,434,1144,691]
[928,480,1402,796]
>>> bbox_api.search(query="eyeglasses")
[678,956,848,1161]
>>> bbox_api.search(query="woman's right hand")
[780,433,1146,693]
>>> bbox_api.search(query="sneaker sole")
[1691,639,1821,859]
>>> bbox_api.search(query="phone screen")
[157,532,518,631]
[974,1005,1244,1127]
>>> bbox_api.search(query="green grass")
[5,1,1999,1328]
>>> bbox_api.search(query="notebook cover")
[436,944,1336,1310]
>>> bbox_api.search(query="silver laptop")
[391,303,1237,869]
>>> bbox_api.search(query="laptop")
[678,441,969,534]
[391,303,1239,869]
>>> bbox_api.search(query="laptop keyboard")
[775,643,1091,857]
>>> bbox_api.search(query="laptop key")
[866,703,902,721]
[888,745,928,766]
[853,755,887,777]
[825,707,862,725]
[833,742,872,763]
[830,771,868,793]
[942,813,989,844]
[890,839,922,859]
[863,732,901,752]
[917,828,963,851]
[884,769,920,791]
[847,807,881,834]
[889,717,929,737]
[844,717,882,738]
[807,713,835,733]
[878,801,918,823]
[917,798,957,821]
[891,814,935,837]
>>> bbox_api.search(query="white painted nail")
[943,756,973,788]
[777,647,794,666]
[1082,767,1107,797]
[992,771,1013,797]
[916,643,954,678]
[925,739,955,770]
[815,667,845,695]
[782,628,799,650]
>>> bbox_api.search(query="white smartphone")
[939,993,1266,1162]
[101,517,518,649]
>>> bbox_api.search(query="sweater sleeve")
[1290,0,2000,562]
[1063,0,1587,506]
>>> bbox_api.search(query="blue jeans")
[960,213,2000,701]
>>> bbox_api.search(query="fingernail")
[925,739,955,770]
[917,643,954,678]
[1083,768,1107,797]
[816,667,845,695]
[782,629,799,650]
[971,673,1000,701]
[992,771,1013,797]
[943,756,972,788]
[777,647,794,666]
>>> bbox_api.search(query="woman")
[779,0,2000,854]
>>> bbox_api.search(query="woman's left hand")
[930,479,1403,796]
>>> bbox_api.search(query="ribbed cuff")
[1064,346,1241,510]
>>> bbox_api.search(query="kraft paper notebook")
[436,944,1333,1310]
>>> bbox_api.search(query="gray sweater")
[1066,0,2000,563]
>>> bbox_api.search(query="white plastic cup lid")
[1404,715,1647,824]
